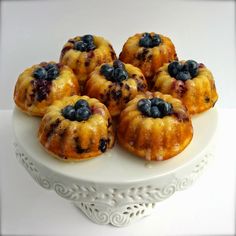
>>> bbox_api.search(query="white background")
[0,0,236,235]
[0,0,235,109]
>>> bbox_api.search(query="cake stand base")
[74,201,155,227]
[13,108,218,227]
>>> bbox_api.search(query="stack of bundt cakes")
[13,32,218,162]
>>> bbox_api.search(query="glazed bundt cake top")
[127,92,190,122]
[60,34,116,61]
[63,34,97,53]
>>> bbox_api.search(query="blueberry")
[176,71,191,81]
[44,63,54,71]
[150,106,161,118]
[139,34,152,47]
[62,105,76,120]
[138,99,151,116]
[99,138,107,153]
[74,41,87,51]
[113,60,125,69]
[100,64,114,79]
[140,103,151,116]
[113,68,128,82]
[46,64,59,80]
[151,34,162,47]
[158,102,173,116]
[138,98,151,108]
[82,34,94,43]
[74,99,89,110]
[86,42,96,51]
[185,60,199,77]
[150,97,163,106]
[168,61,183,77]
[75,107,91,122]
[33,67,47,80]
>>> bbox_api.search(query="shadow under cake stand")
[13,108,218,227]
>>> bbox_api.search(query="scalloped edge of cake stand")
[13,140,215,227]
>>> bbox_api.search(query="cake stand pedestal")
[13,108,217,227]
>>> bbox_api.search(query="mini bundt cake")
[59,34,117,91]
[14,62,79,116]
[119,32,177,82]
[151,60,218,115]
[85,60,148,116]
[117,92,193,161]
[38,95,115,161]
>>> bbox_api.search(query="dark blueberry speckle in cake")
[99,138,107,152]
[31,79,52,102]
[137,98,173,118]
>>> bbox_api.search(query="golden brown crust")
[13,62,80,116]
[117,92,193,161]
[38,95,115,161]
[119,33,177,81]
[151,62,218,115]
[59,35,117,91]
[85,62,148,117]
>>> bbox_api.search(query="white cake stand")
[13,107,218,227]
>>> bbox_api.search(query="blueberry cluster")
[139,33,162,48]
[74,35,96,52]
[138,98,173,118]
[61,99,91,122]
[168,60,199,81]
[33,63,60,81]
[100,60,128,83]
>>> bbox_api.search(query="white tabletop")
[0,109,235,236]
